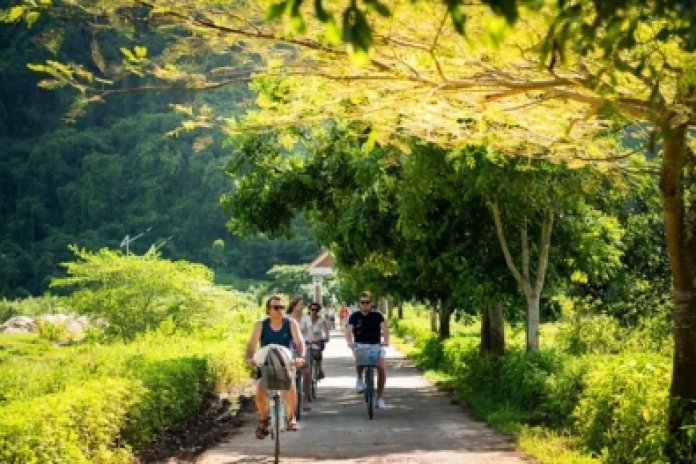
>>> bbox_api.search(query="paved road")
[197,330,534,464]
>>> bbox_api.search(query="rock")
[1,315,35,333]
[1,314,89,334]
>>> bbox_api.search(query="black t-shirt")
[348,310,385,344]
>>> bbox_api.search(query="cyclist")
[287,296,314,411]
[245,295,305,438]
[345,291,390,409]
[339,303,350,332]
[325,303,336,330]
[308,302,330,379]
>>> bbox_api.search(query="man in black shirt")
[345,290,390,409]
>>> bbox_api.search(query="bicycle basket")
[354,346,381,366]
[260,346,293,391]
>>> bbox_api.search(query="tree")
[50,245,216,340]
[265,263,313,297]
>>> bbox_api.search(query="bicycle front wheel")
[310,360,318,400]
[365,367,374,420]
[273,397,281,464]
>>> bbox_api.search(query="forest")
[1,0,696,462]
[0,4,319,299]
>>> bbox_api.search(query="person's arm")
[245,321,262,366]
[289,318,306,358]
[345,315,354,347]
[380,319,390,346]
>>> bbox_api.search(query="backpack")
[259,344,294,391]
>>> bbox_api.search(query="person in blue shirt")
[246,294,305,438]
[345,290,390,410]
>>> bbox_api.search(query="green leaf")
[483,0,518,24]
[25,11,40,27]
[314,0,331,22]
[445,2,466,35]
[120,47,136,61]
[134,45,147,59]
[363,0,390,17]
[4,5,25,23]
[265,1,288,20]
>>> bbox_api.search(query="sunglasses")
[360,300,371,305]
[270,305,286,311]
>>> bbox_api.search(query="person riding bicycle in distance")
[246,295,305,438]
[345,290,390,409]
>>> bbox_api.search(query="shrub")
[555,313,626,355]
[35,319,69,342]
[574,354,670,463]
[0,378,142,463]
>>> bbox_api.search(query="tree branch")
[534,210,554,294]
[487,198,526,287]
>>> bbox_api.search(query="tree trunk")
[525,291,540,352]
[660,126,696,461]
[397,302,403,319]
[438,302,452,339]
[488,200,553,353]
[480,303,505,356]
[429,306,438,333]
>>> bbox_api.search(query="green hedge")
[0,329,252,462]
[0,378,141,463]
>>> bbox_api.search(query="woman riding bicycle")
[245,295,305,438]
[308,302,331,379]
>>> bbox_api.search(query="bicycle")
[308,339,327,401]
[256,355,296,464]
[354,344,382,420]
[294,362,304,421]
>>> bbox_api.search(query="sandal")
[286,418,301,431]
[255,418,270,439]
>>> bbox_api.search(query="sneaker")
[318,370,325,379]
[355,379,365,393]
[376,397,386,409]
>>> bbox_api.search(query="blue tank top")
[260,317,292,348]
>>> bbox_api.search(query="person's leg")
[317,344,325,378]
[284,382,300,430]
[376,357,387,397]
[255,379,268,419]
[303,369,311,404]
[255,380,270,438]
[284,382,296,421]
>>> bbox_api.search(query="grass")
[0,333,49,360]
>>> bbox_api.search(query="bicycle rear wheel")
[365,367,374,419]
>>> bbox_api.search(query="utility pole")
[120,227,152,255]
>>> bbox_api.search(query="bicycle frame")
[354,345,381,420]
[308,339,326,402]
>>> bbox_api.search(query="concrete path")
[197,330,534,464]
